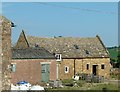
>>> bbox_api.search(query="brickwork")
[11,59,57,84]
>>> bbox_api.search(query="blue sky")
[2,2,118,47]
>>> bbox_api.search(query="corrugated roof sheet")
[12,47,55,59]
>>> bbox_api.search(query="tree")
[117,50,120,68]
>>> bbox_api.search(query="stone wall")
[59,59,74,80]
[15,31,29,49]
[1,16,12,90]
[59,58,110,80]
[0,16,2,92]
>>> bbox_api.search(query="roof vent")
[58,36,62,37]
[85,50,90,54]
[74,44,79,49]
[34,43,39,47]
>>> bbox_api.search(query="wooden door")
[41,64,50,82]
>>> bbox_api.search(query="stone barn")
[12,30,110,84]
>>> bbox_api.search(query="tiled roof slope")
[12,47,55,59]
[26,35,109,59]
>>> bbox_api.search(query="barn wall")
[59,58,110,80]
[11,59,56,84]
[76,58,110,78]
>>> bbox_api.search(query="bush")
[62,79,74,86]
[76,80,86,87]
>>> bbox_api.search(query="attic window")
[55,54,62,61]
[74,44,79,49]
[85,50,90,54]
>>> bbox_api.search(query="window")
[101,64,105,69]
[55,54,62,61]
[86,64,89,70]
[65,66,69,73]
[11,63,16,72]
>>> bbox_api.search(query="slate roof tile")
[25,35,109,58]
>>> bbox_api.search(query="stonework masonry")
[0,16,2,92]
[59,58,110,80]
[1,16,12,90]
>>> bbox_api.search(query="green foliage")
[107,47,120,68]
[107,47,118,62]
[90,83,119,90]
[75,80,86,87]
[62,79,74,86]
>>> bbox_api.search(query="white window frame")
[55,54,62,61]
[65,66,69,73]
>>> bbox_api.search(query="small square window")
[86,64,89,70]
[55,54,62,61]
[65,66,69,73]
[101,64,105,69]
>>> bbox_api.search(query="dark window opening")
[101,64,105,69]
[86,64,89,70]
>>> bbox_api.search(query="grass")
[89,83,119,90]
[48,80,119,91]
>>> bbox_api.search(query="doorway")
[41,64,50,82]
[92,65,98,75]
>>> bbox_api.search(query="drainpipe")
[74,59,76,77]
[56,63,59,80]
[82,59,83,73]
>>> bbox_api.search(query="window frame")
[55,54,62,61]
[65,66,69,73]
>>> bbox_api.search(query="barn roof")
[25,35,109,59]
[12,47,55,59]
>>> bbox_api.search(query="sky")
[2,2,118,47]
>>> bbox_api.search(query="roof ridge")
[27,35,96,39]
